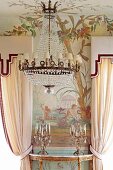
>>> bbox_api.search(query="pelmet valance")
[91,36,113,78]
[0,36,33,76]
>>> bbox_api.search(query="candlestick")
[80,125,82,132]
[70,127,72,135]
[84,124,86,135]
[46,124,48,132]
[35,123,39,133]
[36,123,38,129]
[39,124,41,133]
[41,128,43,136]
[70,122,87,155]
[48,123,50,134]
[73,125,75,134]
[34,120,51,155]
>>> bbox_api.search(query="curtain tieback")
[90,145,103,160]
[20,145,32,160]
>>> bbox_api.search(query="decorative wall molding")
[91,54,113,78]
[0,36,33,76]
[91,36,113,78]
[0,54,18,76]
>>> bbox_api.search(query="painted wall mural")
[1,1,113,169]
[31,15,112,170]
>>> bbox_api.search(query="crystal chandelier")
[19,0,81,88]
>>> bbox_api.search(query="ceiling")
[0,0,113,16]
[0,0,113,34]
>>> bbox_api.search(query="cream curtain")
[90,58,113,170]
[1,58,33,170]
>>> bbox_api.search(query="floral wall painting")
[1,0,113,37]
[31,12,113,152]
[32,84,91,150]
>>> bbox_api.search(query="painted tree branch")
[57,16,87,117]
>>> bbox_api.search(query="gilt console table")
[29,153,93,170]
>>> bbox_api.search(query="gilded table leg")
[89,159,93,170]
[39,160,43,170]
[78,158,81,170]
[29,158,32,170]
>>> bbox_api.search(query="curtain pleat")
[0,58,33,170]
[0,76,13,151]
[91,58,113,170]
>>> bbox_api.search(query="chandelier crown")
[41,0,58,14]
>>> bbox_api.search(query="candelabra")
[34,120,51,155]
[70,123,87,155]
